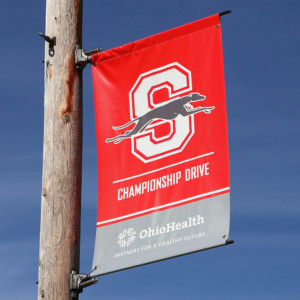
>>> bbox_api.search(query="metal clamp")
[38,32,56,57]
[70,270,99,299]
[75,45,103,70]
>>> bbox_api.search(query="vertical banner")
[91,14,230,277]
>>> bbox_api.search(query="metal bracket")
[75,45,103,70]
[70,270,99,299]
[219,9,231,17]
[38,32,56,57]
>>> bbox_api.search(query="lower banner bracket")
[70,270,99,299]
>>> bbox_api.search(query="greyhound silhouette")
[106,92,214,144]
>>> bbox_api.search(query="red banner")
[92,14,229,228]
[91,13,230,277]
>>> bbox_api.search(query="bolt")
[63,113,71,124]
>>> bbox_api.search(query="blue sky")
[0,0,299,299]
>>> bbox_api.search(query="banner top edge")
[92,14,220,64]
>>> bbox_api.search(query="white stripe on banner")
[113,152,214,184]
[97,187,230,226]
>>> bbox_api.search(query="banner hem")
[90,240,234,278]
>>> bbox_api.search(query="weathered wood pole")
[38,0,83,299]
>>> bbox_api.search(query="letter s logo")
[129,63,195,163]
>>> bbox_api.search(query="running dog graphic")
[106,92,214,144]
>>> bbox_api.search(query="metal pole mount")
[38,32,56,57]
[75,45,103,70]
[70,270,99,299]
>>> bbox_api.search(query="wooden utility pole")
[38,0,83,299]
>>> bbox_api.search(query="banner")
[91,14,230,277]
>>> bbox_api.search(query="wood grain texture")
[38,1,83,299]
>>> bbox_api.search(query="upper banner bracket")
[75,44,103,70]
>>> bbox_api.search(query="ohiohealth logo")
[117,228,137,248]
[116,215,204,248]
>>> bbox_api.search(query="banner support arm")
[219,10,231,17]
